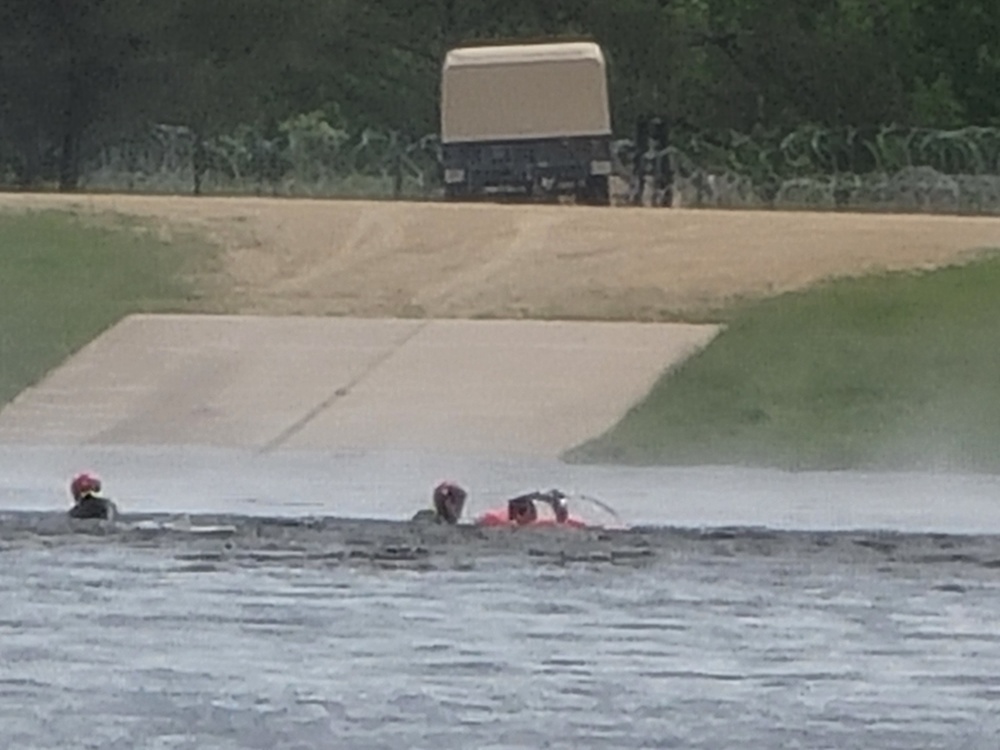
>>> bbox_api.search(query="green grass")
[0,210,214,407]
[5,207,1000,475]
[565,250,1000,473]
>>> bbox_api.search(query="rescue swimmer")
[412,482,588,528]
[67,472,118,521]
[411,480,468,524]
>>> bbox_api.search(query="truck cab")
[439,40,613,205]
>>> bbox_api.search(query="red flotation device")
[475,507,589,528]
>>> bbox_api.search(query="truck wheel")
[578,176,610,206]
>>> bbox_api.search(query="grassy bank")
[0,210,213,407]
[565,250,1000,473]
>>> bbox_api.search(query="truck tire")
[578,175,610,206]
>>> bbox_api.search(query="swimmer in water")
[411,480,467,524]
[413,483,587,527]
[477,488,586,527]
[67,472,118,521]
[506,489,571,525]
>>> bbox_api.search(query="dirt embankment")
[3,193,998,319]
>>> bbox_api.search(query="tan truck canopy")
[441,41,611,144]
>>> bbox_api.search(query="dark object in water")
[69,495,118,521]
[412,481,468,524]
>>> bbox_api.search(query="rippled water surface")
[4,444,1000,533]
[3,513,999,749]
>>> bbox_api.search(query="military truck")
[439,40,613,205]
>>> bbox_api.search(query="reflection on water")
[2,514,999,749]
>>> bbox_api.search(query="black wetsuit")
[69,494,118,520]
[412,508,448,523]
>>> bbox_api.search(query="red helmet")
[70,472,101,501]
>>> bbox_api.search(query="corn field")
[74,116,1000,215]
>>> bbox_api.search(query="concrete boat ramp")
[5,313,1000,534]
[0,314,719,457]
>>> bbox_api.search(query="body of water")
[2,511,999,749]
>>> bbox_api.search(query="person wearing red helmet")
[412,480,468,524]
[68,472,118,521]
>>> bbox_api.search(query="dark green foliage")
[564,251,1000,473]
[1,0,998,191]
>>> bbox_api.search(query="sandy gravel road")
[3,192,998,319]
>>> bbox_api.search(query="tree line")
[1,0,997,191]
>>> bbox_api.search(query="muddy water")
[2,512,1000,749]
[2,444,999,748]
